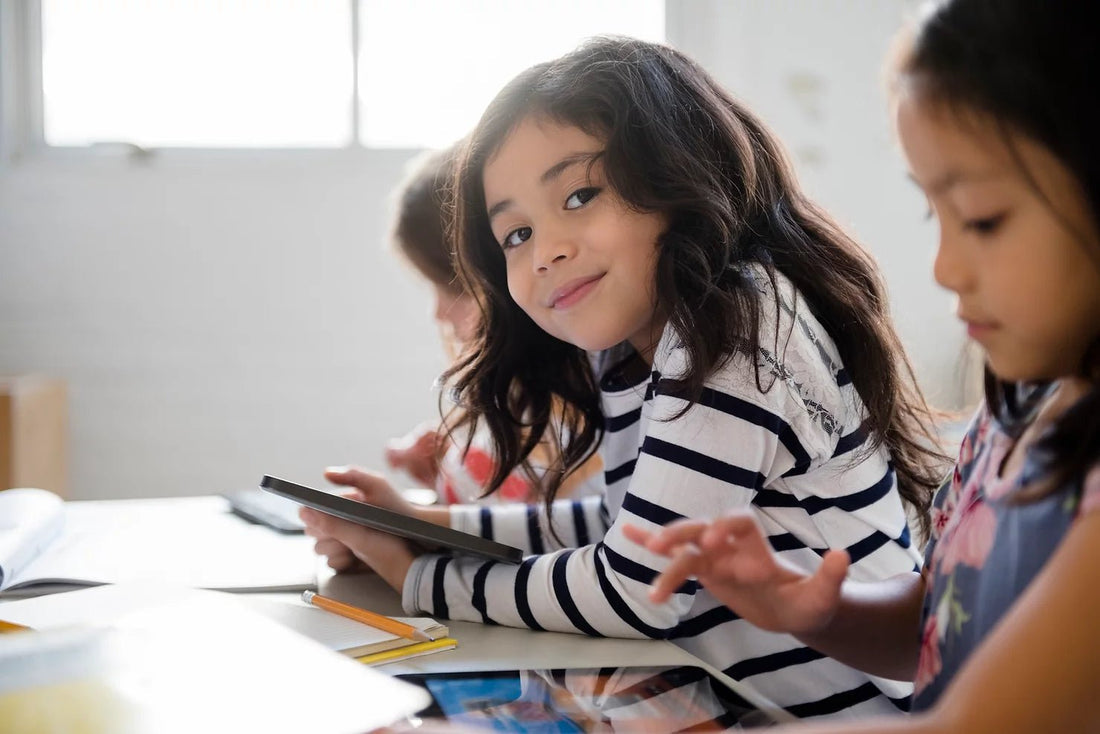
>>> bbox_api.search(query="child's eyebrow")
[914,169,1002,195]
[540,151,601,185]
[487,151,602,223]
[487,198,512,223]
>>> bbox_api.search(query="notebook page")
[5,496,317,594]
[0,489,65,592]
[0,585,431,733]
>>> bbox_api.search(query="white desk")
[320,571,699,673]
[1,496,792,724]
[318,570,793,721]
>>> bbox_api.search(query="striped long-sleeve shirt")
[401,269,921,720]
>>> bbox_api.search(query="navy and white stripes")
[404,269,921,720]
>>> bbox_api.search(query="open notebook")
[0,489,317,597]
[0,584,430,733]
[0,585,456,667]
[240,596,456,664]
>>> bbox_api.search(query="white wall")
[0,151,449,499]
[0,1,967,500]
[670,0,967,408]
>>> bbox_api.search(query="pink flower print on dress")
[914,613,943,695]
[957,429,976,468]
[974,413,991,447]
[931,506,951,538]
[938,495,998,575]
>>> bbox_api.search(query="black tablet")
[259,475,523,564]
[224,488,306,534]
[397,665,781,731]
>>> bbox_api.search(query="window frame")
[2,0,684,164]
[2,0,47,164]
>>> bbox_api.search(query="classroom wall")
[671,0,967,407]
[0,0,966,501]
[0,151,449,500]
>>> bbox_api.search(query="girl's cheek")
[506,280,522,307]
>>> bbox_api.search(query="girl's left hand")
[300,507,417,593]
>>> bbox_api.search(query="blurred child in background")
[324,144,602,515]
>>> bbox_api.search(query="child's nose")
[536,252,569,273]
[533,230,575,273]
[932,232,974,294]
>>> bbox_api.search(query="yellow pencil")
[301,590,434,642]
[356,637,457,666]
[0,619,31,633]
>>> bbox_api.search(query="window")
[34,0,665,150]
[41,0,353,148]
[356,1,665,148]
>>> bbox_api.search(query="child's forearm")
[797,571,925,681]
[413,505,451,527]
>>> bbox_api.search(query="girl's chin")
[539,323,623,353]
[984,355,1067,384]
[557,335,623,354]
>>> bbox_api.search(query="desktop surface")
[318,571,793,723]
[1,496,794,728]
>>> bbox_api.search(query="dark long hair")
[447,37,947,533]
[898,0,1100,498]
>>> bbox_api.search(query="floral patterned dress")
[912,389,1100,710]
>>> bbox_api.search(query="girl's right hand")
[306,466,426,573]
[622,513,850,636]
[323,466,418,517]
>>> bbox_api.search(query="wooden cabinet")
[0,375,67,496]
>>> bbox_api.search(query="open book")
[241,596,457,665]
[0,488,318,597]
[0,584,456,668]
[0,584,431,733]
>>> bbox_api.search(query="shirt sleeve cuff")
[450,504,480,534]
[401,555,435,615]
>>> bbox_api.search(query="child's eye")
[501,226,532,250]
[964,213,1006,236]
[565,187,601,210]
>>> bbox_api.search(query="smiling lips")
[548,274,604,309]
[966,322,998,340]
[960,313,999,340]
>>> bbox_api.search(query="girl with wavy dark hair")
[630,1,1100,730]
[365,143,603,506]
[302,36,946,720]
